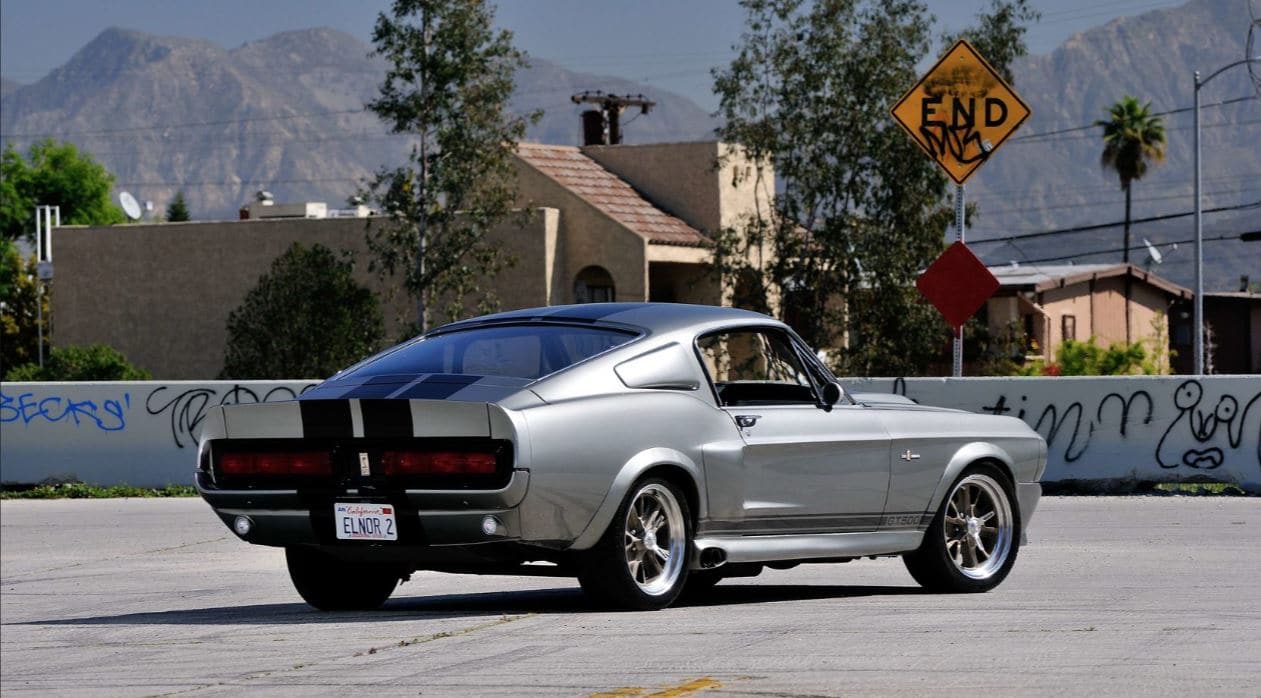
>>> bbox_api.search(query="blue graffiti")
[0,390,130,432]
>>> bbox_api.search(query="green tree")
[5,344,151,381]
[221,243,384,379]
[1049,338,1148,376]
[1096,96,1165,342]
[165,191,191,222]
[1097,97,1166,266]
[712,0,1037,376]
[0,140,126,243]
[364,0,538,331]
[0,240,50,374]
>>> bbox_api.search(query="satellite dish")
[1142,238,1163,265]
[119,191,142,220]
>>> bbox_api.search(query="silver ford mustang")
[196,303,1045,611]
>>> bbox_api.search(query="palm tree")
[1097,97,1166,264]
[1096,96,1166,342]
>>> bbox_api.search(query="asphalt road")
[2,496,1258,697]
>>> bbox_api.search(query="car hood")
[850,392,968,414]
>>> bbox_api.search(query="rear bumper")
[197,469,530,548]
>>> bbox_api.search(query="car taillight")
[218,451,332,477]
[381,450,497,476]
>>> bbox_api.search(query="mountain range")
[1,0,1257,291]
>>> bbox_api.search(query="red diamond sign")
[916,241,999,331]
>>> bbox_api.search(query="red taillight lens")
[381,451,497,476]
[219,451,332,477]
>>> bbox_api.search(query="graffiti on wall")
[1,390,131,432]
[145,383,317,448]
[1156,381,1261,470]
[1,383,316,445]
[972,379,1261,472]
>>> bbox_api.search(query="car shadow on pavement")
[15,583,921,626]
[676,583,924,607]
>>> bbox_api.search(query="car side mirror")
[821,381,843,406]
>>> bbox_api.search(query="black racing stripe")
[359,399,414,438]
[343,382,409,399]
[298,400,353,438]
[396,374,480,400]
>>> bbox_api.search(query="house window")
[574,266,615,303]
[1062,315,1077,342]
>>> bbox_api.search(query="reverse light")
[218,450,333,477]
[381,450,497,476]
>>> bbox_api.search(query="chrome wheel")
[623,483,686,596]
[942,473,1013,580]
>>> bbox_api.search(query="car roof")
[431,303,780,336]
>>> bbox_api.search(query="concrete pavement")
[2,496,1258,696]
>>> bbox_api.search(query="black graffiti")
[1096,391,1153,437]
[981,395,1012,416]
[1155,380,1261,470]
[145,383,317,448]
[906,378,1259,473]
[918,66,1004,167]
[1032,402,1092,463]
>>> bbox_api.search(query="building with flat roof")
[48,141,767,378]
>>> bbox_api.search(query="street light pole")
[1193,57,1259,375]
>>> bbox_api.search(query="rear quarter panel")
[515,389,736,548]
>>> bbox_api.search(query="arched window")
[574,266,615,303]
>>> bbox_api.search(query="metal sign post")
[953,184,965,377]
[890,39,1030,378]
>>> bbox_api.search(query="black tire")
[578,477,693,611]
[903,464,1021,593]
[285,546,400,611]
[681,569,724,597]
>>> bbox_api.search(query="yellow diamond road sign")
[891,39,1031,185]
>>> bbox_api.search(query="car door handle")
[735,415,761,428]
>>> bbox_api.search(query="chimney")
[581,110,605,146]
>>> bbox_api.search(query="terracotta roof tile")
[515,143,708,247]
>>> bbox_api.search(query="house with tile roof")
[507,141,771,308]
[984,262,1192,371]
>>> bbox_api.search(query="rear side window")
[342,324,636,381]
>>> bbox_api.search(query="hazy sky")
[0,0,1186,110]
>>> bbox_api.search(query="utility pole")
[34,205,60,368]
[571,91,656,146]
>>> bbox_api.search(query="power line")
[969,199,1261,245]
[0,108,370,139]
[998,232,1254,265]
[976,183,1261,216]
[1009,95,1258,143]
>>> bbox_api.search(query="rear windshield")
[341,324,638,381]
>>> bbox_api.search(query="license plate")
[334,503,398,541]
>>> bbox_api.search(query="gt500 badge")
[883,513,921,527]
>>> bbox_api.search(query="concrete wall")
[848,375,1261,491]
[4,376,1258,491]
[1,380,316,486]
